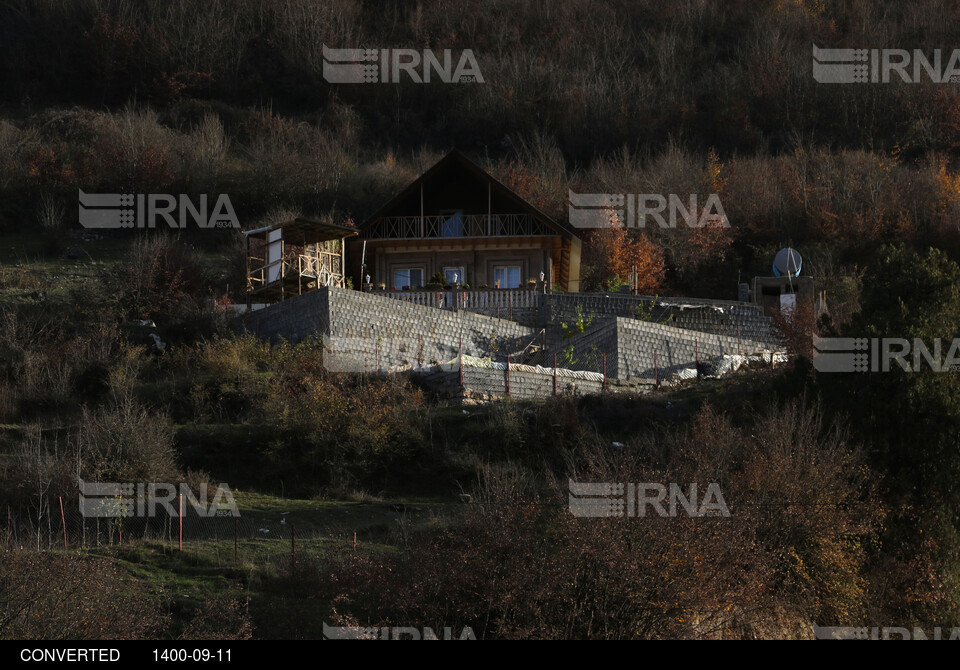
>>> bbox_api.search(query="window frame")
[492,265,522,289]
[392,267,425,289]
[443,266,466,285]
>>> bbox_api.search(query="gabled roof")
[361,149,579,240]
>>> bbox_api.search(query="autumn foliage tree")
[581,208,665,293]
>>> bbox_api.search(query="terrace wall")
[240,287,539,371]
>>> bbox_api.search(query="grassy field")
[38,489,464,639]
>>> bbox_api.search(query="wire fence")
[1,493,459,570]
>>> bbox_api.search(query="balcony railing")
[362,213,552,239]
[370,287,542,313]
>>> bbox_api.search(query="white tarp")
[430,356,605,383]
[659,302,726,313]
[714,351,787,376]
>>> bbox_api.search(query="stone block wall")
[613,317,771,380]
[240,287,538,372]
[415,366,644,402]
[540,293,779,349]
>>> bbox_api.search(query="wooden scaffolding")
[245,217,358,306]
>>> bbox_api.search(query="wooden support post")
[506,353,511,396]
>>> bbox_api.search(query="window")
[441,210,463,237]
[393,268,424,288]
[493,265,521,289]
[444,267,465,285]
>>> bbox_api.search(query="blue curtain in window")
[494,266,521,288]
[442,212,463,237]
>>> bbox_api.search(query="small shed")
[245,217,358,305]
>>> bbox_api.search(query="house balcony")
[361,213,554,239]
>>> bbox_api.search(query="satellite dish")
[773,247,802,277]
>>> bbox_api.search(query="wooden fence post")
[59,496,67,550]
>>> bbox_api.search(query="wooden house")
[351,150,581,291]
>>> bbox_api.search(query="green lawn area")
[60,489,462,639]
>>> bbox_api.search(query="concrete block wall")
[240,287,538,372]
[555,316,619,374]
[240,288,330,342]
[540,293,779,349]
[612,317,772,380]
[238,288,781,396]
[416,366,644,402]
[461,306,539,327]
